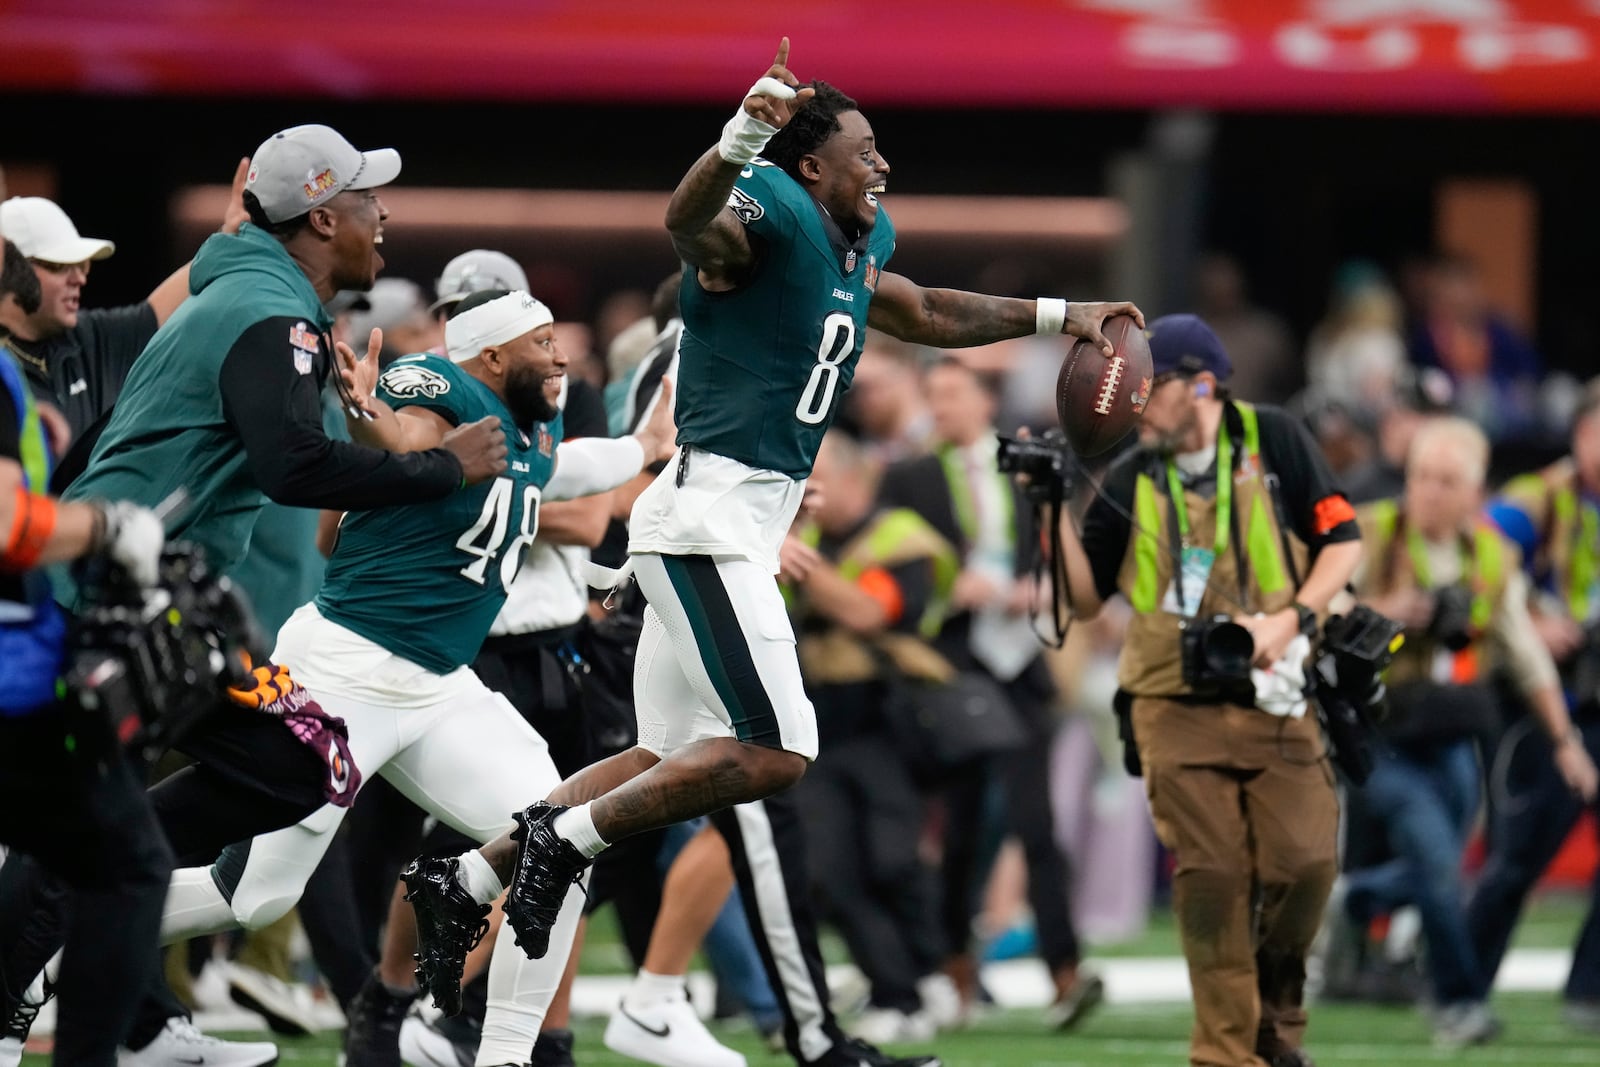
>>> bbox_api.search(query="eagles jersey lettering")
[675,160,896,479]
[316,354,560,674]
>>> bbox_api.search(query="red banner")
[5,1,1600,112]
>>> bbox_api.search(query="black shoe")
[503,802,590,960]
[809,1036,942,1067]
[402,856,492,1016]
[1265,1051,1317,1067]
[344,970,416,1067]
[530,1027,575,1067]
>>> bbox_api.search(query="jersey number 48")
[456,477,542,587]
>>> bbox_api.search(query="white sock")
[627,968,686,1007]
[552,803,610,860]
[161,867,240,942]
[476,878,587,1066]
[457,849,504,906]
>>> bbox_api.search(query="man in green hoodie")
[18,124,508,1064]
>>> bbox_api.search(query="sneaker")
[0,1037,20,1067]
[530,1028,575,1067]
[1044,967,1104,1031]
[116,1018,278,1067]
[503,803,590,961]
[807,1036,940,1067]
[850,1008,935,1046]
[402,857,491,1016]
[1563,999,1600,1035]
[1264,1051,1317,1067]
[345,970,417,1067]
[226,961,316,1038]
[1432,1001,1502,1048]
[603,990,747,1067]
[398,1006,478,1067]
[915,974,962,1033]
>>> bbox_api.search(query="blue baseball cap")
[1146,313,1232,381]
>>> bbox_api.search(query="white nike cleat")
[116,1018,279,1067]
[850,1007,935,1045]
[225,961,316,1037]
[603,990,746,1067]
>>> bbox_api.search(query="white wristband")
[717,76,794,164]
[1036,297,1068,336]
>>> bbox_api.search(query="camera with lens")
[996,429,1074,505]
[1180,614,1257,692]
[1312,604,1406,784]
[1426,583,1475,652]
[65,543,265,766]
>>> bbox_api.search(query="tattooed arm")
[868,269,1142,354]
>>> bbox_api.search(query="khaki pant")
[1133,697,1339,1067]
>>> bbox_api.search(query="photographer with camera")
[0,237,175,1065]
[882,356,1098,1029]
[1050,315,1363,1067]
[1336,416,1595,1047]
[1466,380,1600,1034]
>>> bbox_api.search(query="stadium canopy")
[7,1,1600,113]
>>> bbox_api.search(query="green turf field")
[23,993,1596,1067]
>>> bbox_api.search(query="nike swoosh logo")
[620,1005,671,1038]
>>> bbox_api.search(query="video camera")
[65,543,266,766]
[996,429,1074,506]
[1311,604,1406,785]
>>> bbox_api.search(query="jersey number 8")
[456,477,542,587]
[794,312,856,426]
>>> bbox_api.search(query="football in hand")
[1054,314,1153,457]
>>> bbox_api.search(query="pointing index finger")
[774,36,790,70]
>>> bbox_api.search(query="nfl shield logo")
[293,348,313,375]
[844,250,856,274]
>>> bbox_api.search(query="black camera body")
[65,544,265,766]
[1426,583,1475,652]
[1312,604,1406,785]
[996,429,1074,505]
[1180,614,1257,692]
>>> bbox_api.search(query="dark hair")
[448,288,513,320]
[929,354,1002,403]
[763,81,859,181]
[242,190,312,240]
[650,270,682,332]
[0,238,42,318]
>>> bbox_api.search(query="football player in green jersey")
[156,290,677,1065]
[414,40,1142,1067]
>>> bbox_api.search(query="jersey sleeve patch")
[728,187,765,225]
[378,363,453,404]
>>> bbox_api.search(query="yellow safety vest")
[789,508,961,686]
[1358,499,1509,685]
[1501,460,1600,624]
[1116,401,1306,696]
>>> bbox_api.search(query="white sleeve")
[544,436,647,502]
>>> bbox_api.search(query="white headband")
[445,290,554,364]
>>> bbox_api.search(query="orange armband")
[3,486,57,572]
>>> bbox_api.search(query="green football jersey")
[676,160,896,479]
[315,354,560,674]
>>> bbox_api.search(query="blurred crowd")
[2,164,1597,1066]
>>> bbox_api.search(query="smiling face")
[494,324,566,427]
[805,110,888,234]
[322,189,388,292]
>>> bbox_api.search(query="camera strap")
[1161,420,1249,616]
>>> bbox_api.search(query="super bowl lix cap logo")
[1133,376,1152,414]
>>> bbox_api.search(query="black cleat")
[809,1036,942,1067]
[530,1027,576,1067]
[402,857,491,1016]
[502,802,590,960]
[344,969,415,1067]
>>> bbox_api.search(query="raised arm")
[665,37,814,288]
[867,269,1142,355]
[147,158,252,326]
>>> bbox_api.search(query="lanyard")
[1164,422,1234,554]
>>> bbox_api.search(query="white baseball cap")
[431,249,529,313]
[0,198,115,264]
[244,124,401,224]
[445,290,553,364]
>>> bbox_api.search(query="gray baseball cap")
[244,124,401,224]
[430,249,529,313]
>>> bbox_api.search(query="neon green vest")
[1502,461,1600,623]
